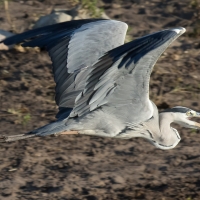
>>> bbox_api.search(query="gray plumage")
[1,20,200,150]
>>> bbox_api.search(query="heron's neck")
[157,112,181,147]
[159,112,174,133]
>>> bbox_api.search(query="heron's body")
[66,101,180,150]
[1,19,200,149]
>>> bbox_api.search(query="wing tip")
[170,27,186,35]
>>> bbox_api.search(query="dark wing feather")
[3,19,102,46]
[2,19,128,119]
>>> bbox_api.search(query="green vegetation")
[22,114,31,126]
[68,0,103,17]
[81,0,103,17]
[7,108,31,126]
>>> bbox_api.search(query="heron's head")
[161,106,200,129]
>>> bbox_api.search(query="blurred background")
[0,0,200,199]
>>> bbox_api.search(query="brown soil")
[0,0,200,199]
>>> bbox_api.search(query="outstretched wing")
[2,19,128,119]
[71,28,185,124]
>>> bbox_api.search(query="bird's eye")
[186,110,196,116]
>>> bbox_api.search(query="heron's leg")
[78,130,113,138]
[59,130,78,135]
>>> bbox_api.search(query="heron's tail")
[0,119,68,142]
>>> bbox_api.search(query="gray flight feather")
[71,28,185,125]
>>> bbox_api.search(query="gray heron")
[1,19,200,150]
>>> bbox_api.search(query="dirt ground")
[0,0,200,199]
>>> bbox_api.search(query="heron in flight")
[1,19,200,150]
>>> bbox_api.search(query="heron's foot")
[0,133,35,142]
[0,135,8,143]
